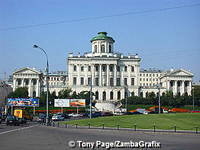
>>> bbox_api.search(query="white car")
[52,115,65,121]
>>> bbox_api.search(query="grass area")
[127,105,200,111]
[63,113,200,131]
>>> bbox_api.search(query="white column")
[13,78,16,91]
[180,81,184,96]
[114,64,117,86]
[167,80,170,90]
[22,78,25,87]
[77,64,80,85]
[188,81,192,95]
[28,79,32,97]
[106,64,109,86]
[36,79,40,97]
[99,64,102,86]
[174,81,177,95]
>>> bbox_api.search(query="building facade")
[12,32,193,101]
[68,32,193,101]
[13,68,43,97]
[68,32,141,102]
[0,80,12,107]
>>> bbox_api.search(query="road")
[0,122,199,150]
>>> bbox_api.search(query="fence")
[41,122,200,134]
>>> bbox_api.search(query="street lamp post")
[33,45,49,125]
[192,85,195,111]
[89,65,92,119]
[157,78,161,114]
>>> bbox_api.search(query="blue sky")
[0,0,200,82]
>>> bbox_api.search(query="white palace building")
[12,32,193,102]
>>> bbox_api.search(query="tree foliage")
[8,87,28,98]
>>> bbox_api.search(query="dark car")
[6,115,20,126]
[89,112,102,118]
[101,112,113,116]
[18,117,27,124]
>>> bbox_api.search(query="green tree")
[58,88,72,99]
[8,87,28,98]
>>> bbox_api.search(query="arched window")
[146,92,148,98]
[94,45,97,52]
[33,91,36,97]
[109,44,112,53]
[32,79,37,85]
[131,66,134,72]
[73,65,77,71]
[25,79,29,85]
[17,79,21,85]
[110,91,113,100]
[101,44,105,53]
[103,91,106,101]
[117,91,121,100]
[140,92,143,97]
[95,91,99,100]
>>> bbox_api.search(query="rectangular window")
[124,78,127,86]
[73,65,77,71]
[88,77,91,85]
[124,66,127,72]
[110,78,114,86]
[73,77,77,85]
[117,78,121,86]
[80,77,84,85]
[131,66,134,72]
[109,65,113,72]
[88,66,91,71]
[95,66,99,72]
[131,78,134,85]
[117,66,120,72]
[81,66,84,71]
[95,78,99,86]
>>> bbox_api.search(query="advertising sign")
[7,98,39,107]
[54,99,85,107]
[54,99,70,107]
[69,99,85,107]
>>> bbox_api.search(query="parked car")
[87,112,102,118]
[101,112,113,116]
[38,113,46,123]
[52,114,65,121]
[18,117,27,124]
[6,115,20,126]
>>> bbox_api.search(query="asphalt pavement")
[0,122,199,150]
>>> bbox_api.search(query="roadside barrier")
[42,122,199,134]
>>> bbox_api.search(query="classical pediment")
[13,67,41,75]
[167,69,193,77]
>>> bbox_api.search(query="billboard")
[54,99,70,107]
[54,99,85,107]
[7,98,39,107]
[70,99,85,107]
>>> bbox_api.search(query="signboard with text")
[54,99,85,107]
[7,98,39,107]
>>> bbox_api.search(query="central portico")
[68,32,141,102]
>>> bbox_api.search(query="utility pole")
[192,85,195,111]
[33,45,49,125]
[89,65,92,119]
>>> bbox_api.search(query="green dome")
[90,32,115,42]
